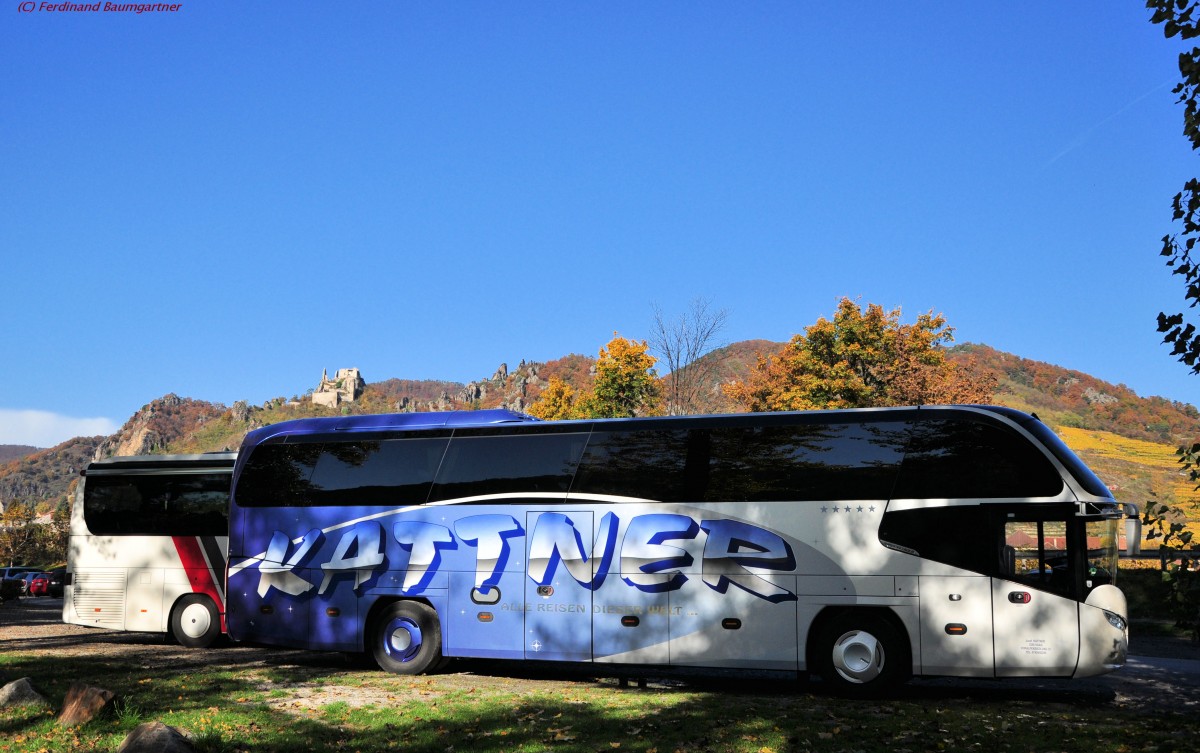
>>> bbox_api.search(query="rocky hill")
[93,393,229,458]
[2,342,1197,517]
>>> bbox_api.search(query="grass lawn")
[0,646,1194,753]
[1,561,1193,752]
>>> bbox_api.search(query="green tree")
[0,501,40,566]
[1149,0,1200,372]
[1142,491,1200,640]
[1148,0,1200,638]
[724,298,995,411]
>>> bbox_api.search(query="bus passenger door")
[992,518,1079,677]
[525,511,593,662]
[444,510,529,661]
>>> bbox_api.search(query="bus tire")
[814,611,910,697]
[170,594,221,648]
[370,601,442,675]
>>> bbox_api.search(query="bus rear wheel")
[371,601,442,675]
[814,612,909,697]
[170,594,220,648]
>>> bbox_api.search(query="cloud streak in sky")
[0,409,118,448]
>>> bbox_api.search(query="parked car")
[28,572,51,597]
[17,572,40,595]
[45,568,65,598]
[0,567,39,599]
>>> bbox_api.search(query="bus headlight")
[1103,610,1127,632]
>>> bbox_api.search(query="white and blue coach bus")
[224,405,1133,694]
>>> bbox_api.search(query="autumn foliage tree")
[528,334,663,420]
[583,335,663,418]
[724,298,996,411]
[526,376,581,421]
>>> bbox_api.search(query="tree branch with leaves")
[1149,0,1200,372]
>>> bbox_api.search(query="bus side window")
[235,444,322,507]
[894,418,1064,499]
[878,506,991,574]
[1003,518,1071,597]
[704,422,906,502]
[430,432,588,503]
[572,429,691,502]
[309,439,448,506]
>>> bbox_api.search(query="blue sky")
[1,2,1196,447]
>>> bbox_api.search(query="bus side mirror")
[1124,517,1141,557]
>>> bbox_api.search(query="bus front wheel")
[370,601,442,675]
[170,594,220,648]
[814,612,909,697]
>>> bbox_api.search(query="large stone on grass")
[117,721,196,753]
[0,677,48,707]
[57,682,115,726]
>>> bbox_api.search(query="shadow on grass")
[0,599,1169,753]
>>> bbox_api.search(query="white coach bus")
[64,452,235,647]
[223,405,1134,694]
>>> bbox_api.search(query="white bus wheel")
[815,613,909,697]
[170,594,220,648]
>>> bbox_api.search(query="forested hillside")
[950,344,1199,445]
[0,446,37,464]
[0,436,103,514]
[2,342,1197,535]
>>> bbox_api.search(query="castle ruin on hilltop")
[312,367,365,407]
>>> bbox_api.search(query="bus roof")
[239,408,537,445]
[84,452,237,476]
[236,405,1052,444]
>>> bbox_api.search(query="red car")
[28,572,51,597]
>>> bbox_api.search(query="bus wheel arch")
[808,607,912,697]
[169,594,221,648]
[368,599,443,675]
